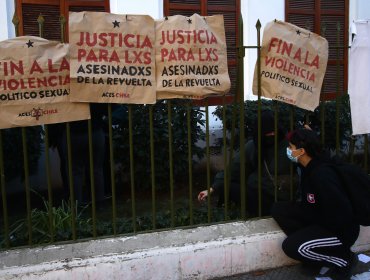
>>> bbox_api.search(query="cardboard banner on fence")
[0,36,90,129]
[0,103,90,129]
[69,12,156,104]
[0,36,71,106]
[156,14,230,99]
[252,20,328,111]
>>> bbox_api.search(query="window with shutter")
[285,0,349,100]
[15,0,109,42]
[164,0,241,105]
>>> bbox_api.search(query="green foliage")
[90,206,241,234]
[113,101,205,190]
[1,199,91,248]
[123,206,237,231]
[1,201,240,248]
[213,95,352,152]
[2,126,43,182]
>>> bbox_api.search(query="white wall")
[0,0,8,40]
[0,0,15,41]
[350,0,370,23]
[243,0,284,100]
[110,0,163,19]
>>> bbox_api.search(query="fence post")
[60,15,66,43]
[238,13,246,219]
[222,96,229,218]
[149,105,156,229]
[57,14,77,240]
[128,105,137,232]
[88,118,97,237]
[187,102,193,225]
[273,101,279,202]
[320,23,327,146]
[0,132,9,248]
[108,104,117,235]
[12,13,19,37]
[37,14,44,38]
[37,12,56,243]
[335,21,341,155]
[205,101,212,223]
[255,19,262,216]
[365,135,369,173]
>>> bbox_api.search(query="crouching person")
[271,128,360,280]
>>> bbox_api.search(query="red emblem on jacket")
[307,193,315,203]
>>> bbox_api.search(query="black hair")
[287,128,322,159]
[252,110,286,162]
[252,110,285,145]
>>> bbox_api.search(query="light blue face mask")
[286,147,300,163]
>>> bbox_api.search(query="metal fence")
[0,14,369,250]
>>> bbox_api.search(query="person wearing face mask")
[198,110,293,216]
[271,128,360,279]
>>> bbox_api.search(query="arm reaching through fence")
[197,187,214,202]
[196,110,292,216]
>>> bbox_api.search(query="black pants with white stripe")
[271,201,360,268]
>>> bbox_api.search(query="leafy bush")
[1,199,91,248]
[113,100,205,190]
[1,200,240,248]
[213,95,352,152]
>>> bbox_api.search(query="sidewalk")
[215,252,370,280]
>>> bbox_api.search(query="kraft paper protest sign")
[69,12,156,104]
[0,36,90,129]
[0,36,70,105]
[252,20,328,111]
[156,14,230,99]
[0,103,90,129]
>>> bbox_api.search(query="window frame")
[164,0,241,105]
[285,0,349,100]
[15,0,110,41]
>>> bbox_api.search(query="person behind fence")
[197,110,292,216]
[50,103,107,206]
[271,128,360,279]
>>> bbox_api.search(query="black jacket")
[299,158,360,245]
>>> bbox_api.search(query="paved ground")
[213,252,370,280]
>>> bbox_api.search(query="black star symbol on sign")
[112,20,120,28]
[26,40,34,48]
[187,18,192,24]
[296,30,301,35]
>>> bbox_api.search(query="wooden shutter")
[164,0,241,105]
[285,0,349,100]
[16,0,109,42]
[16,0,61,40]
[63,0,109,42]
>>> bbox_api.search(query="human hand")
[197,188,214,202]
[304,124,312,130]
[198,190,208,202]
